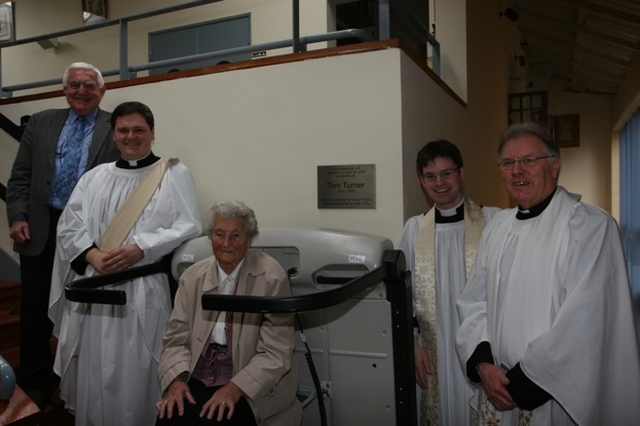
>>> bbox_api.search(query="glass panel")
[531,94,542,108]
[83,0,108,25]
[0,2,14,42]
[509,96,521,111]
[531,109,541,122]
[508,91,548,127]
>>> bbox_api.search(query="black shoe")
[27,389,50,410]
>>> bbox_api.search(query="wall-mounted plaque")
[317,164,375,209]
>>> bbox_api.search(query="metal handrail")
[128,29,373,74]
[64,254,173,305]
[0,0,223,49]
[201,264,388,314]
[0,0,222,96]
[0,0,437,98]
[1,28,373,94]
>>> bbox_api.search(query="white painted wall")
[546,82,613,210]
[432,0,467,101]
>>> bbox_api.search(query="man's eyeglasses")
[66,80,99,91]
[497,156,557,171]
[422,168,459,183]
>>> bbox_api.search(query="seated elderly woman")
[156,200,302,426]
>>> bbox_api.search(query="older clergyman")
[456,122,640,425]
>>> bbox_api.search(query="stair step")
[0,313,56,371]
[0,345,19,369]
[0,280,57,377]
[0,281,20,311]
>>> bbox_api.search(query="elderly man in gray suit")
[6,61,119,408]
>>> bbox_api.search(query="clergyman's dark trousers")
[18,208,61,393]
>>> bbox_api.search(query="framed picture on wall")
[552,114,580,148]
[0,2,14,43]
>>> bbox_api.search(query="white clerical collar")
[116,152,160,169]
[437,198,464,217]
[516,187,557,220]
[125,152,152,167]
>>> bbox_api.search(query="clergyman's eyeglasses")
[497,156,557,171]
[422,168,459,183]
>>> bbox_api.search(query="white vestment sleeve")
[455,219,494,367]
[396,213,424,313]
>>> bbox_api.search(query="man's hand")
[9,220,30,244]
[200,382,245,421]
[102,244,144,272]
[85,248,108,274]
[156,377,196,419]
[414,336,433,389]
[476,362,516,411]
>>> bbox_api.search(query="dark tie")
[54,116,87,205]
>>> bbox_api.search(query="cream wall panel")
[14,0,81,37]
[433,0,467,101]
[547,83,612,211]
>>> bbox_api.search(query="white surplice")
[48,160,202,426]
[397,212,424,310]
[398,200,499,426]
[457,187,640,426]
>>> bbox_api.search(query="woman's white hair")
[204,200,259,238]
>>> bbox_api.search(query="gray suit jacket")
[6,108,119,256]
